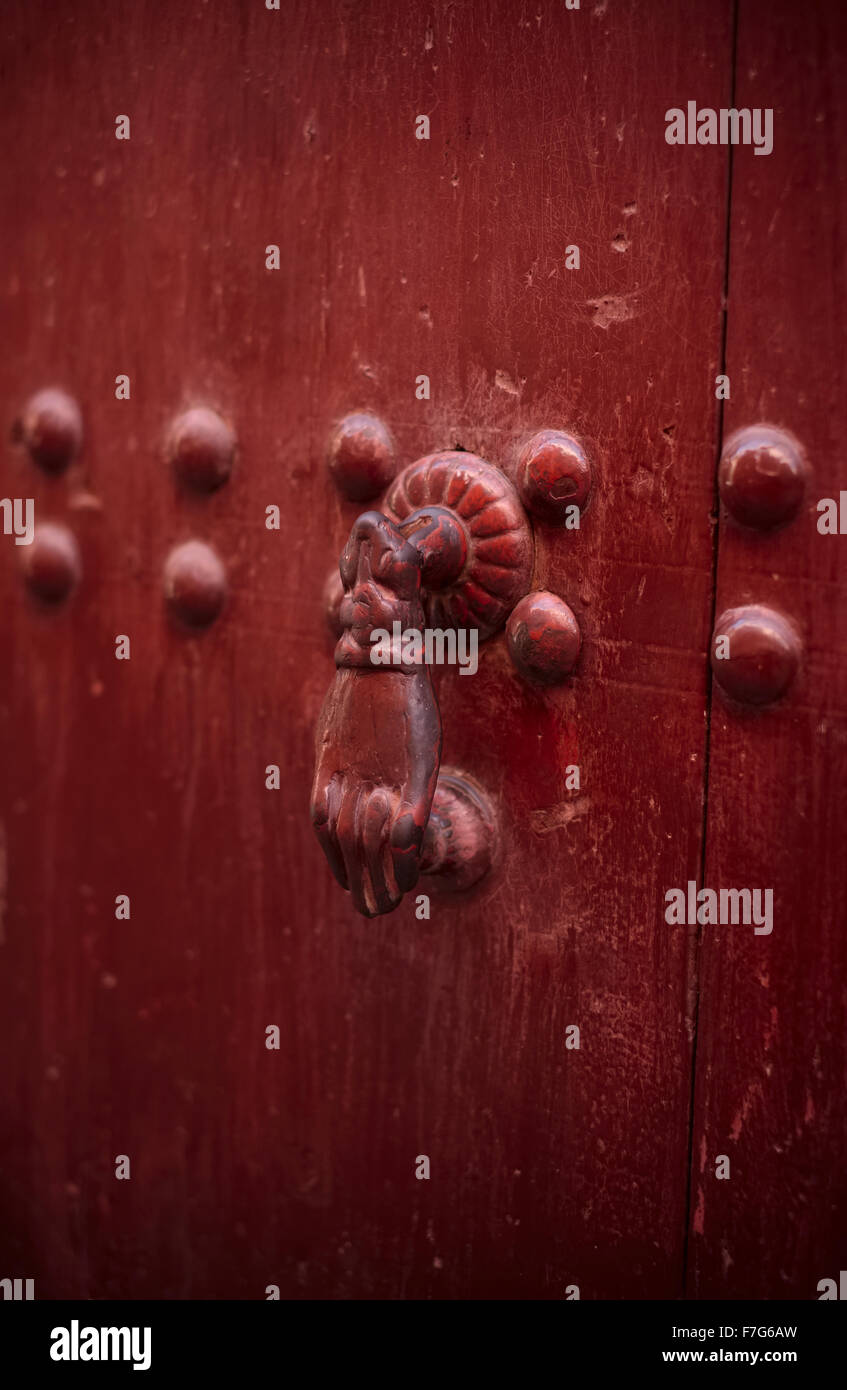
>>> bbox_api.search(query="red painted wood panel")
[0,0,735,1299]
[688,0,847,1299]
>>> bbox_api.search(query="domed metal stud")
[711,604,802,706]
[164,540,228,628]
[327,412,396,502]
[516,430,592,525]
[506,590,582,685]
[167,407,235,493]
[19,388,83,475]
[21,522,82,603]
[718,425,807,530]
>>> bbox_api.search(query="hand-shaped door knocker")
[311,452,533,917]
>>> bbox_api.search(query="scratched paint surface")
[0,0,738,1298]
[687,0,847,1299]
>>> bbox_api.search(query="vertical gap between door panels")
[680,0,740,1299]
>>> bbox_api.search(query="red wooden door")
[688,0,847,1300]
[0,0,842,1302]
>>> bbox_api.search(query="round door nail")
[19,388,83,475]
[327,412,396,502]
[168,407,235,493]
[718,425,807,530]
[517,430,592,524]
[507,590,581,685]
[164,540,228,628]
[711,603,801,705]
[21,522,82,603]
